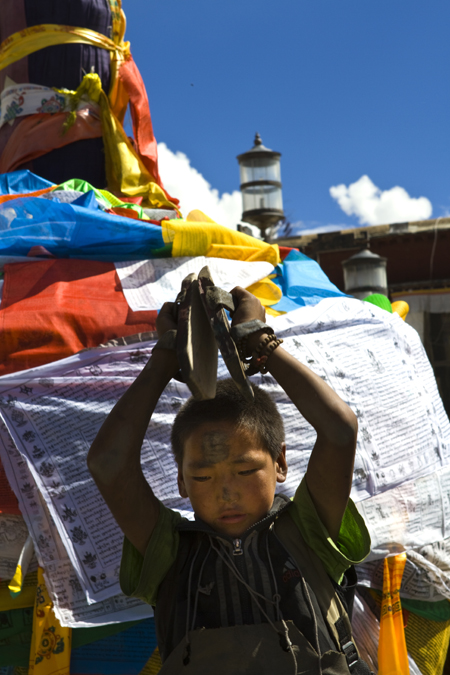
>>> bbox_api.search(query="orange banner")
[378,553,410,675]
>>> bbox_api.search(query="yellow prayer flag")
[162,220,280,267]
[0,571,36,611]
[55,72,177,211]
[0,11,130,121]
[378,553,409,675]
[8,565,24,597]
[139,647,162,674]
[246,277,282,307]
[265,306,286,317]
[0,24,125,72]
[186,209,216,223]
[391,301,409,321]
[9,534,35,597]
[28,568,71,675]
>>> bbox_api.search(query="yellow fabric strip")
[378,554,409,675]
[8,564,24,596]
[9,534,35,596]
[0,21,130,118]
[139,647,162,674]
[0,572,37,611]
[405,612,450,675]
[391,300,409,321]
[185,209,216,223]
[162,220,280,266]
[98,94,177,209]
[266,306,286,317]
[0,24,129,72]
[29,568,71,675]
[246,277,282,306]
[207,244,278,263]
[0,21,175,204]
[105,0,129,120]
[108,0,126,46]
[50,72,177,211]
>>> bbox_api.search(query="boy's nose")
[219,481,239,503]
[222,486,233,502]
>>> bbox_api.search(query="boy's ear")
[276,443,288,483]
[177,466,188,498]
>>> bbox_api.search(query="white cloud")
[329,175,432,226]
[157,142,243,229]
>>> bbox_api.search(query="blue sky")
[124,0,449,234]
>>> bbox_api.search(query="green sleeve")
[289,477,371,584]
[120,501,184,606]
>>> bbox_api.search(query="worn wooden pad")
[198,266,254,402]
[176,273,218,400]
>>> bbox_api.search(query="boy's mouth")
[217,511,246,524]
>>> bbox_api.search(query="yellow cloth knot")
[59,73,104,134]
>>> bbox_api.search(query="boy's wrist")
[146,344,180,378]
[153,329,177,351]
[249,334,284,373]
[246,330,273,357]
[231,320,274,359]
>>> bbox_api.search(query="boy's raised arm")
[231,287,358,542]
[264,345,357,542]
[87,303,179,557]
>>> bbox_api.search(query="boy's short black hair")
[171,379,285,465]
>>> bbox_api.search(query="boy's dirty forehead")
[182,419,261,446]
[186,451,268,470]
[181,422,274,463]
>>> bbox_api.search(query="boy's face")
[177,420,287,538]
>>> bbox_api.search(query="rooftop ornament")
[237,133,284,241]
[341,248,388,299]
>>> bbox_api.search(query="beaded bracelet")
[231,321,274,360]
[235,330,274,362]
[254,334,275,357]
[235,334,250,361]
[252,337,283,374]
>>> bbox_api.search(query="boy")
[88,287,372,674]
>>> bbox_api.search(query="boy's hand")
[230,286,265,326]
[156,302,177,338]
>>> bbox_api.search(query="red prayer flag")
[118,55,179,206]
[0,259,157,375]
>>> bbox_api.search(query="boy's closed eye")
[192,468,259,481]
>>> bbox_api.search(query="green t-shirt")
[120,476,371,606]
